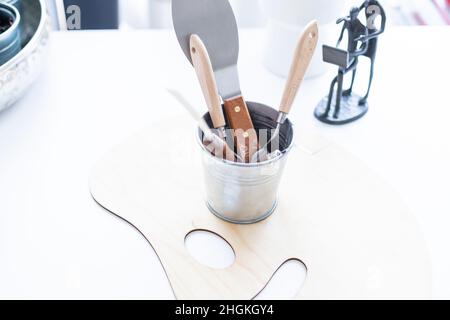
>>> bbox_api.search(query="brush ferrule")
[277,112,288,125]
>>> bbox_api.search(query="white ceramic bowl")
[0,0,50,113]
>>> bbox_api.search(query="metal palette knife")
[172,0,258,163]
[252,21,319,162]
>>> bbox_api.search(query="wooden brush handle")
[223,96,258,163]
[190,34,226,129]
[203,137,236,162]
[280,20,319,115]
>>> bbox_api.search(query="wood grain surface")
[90,117,431,300]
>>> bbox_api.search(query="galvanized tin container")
[0,2,21,65]
[199,102,294,224]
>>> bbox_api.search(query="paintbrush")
[167,89,242,162]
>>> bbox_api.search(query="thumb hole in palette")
[255,259,307,300]
[185,230,235,269]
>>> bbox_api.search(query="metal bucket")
[0,2,21,66]
[199,102,294,224]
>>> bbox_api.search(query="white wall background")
[119,0,267,29]
[46,0,450,30]
[118,0,450,29]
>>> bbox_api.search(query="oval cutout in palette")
[185,230,235,270]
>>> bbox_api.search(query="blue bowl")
[0,0,50,113]
[0,2,21,66]
[3,0,22,11]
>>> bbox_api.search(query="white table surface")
[0,27,449,300]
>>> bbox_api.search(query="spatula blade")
[172,0,239,72]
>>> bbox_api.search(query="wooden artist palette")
[89,117,431,300]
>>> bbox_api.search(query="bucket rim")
[196,102,295,168]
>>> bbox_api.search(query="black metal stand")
[315,94,368,125]
[315,0,385,125]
